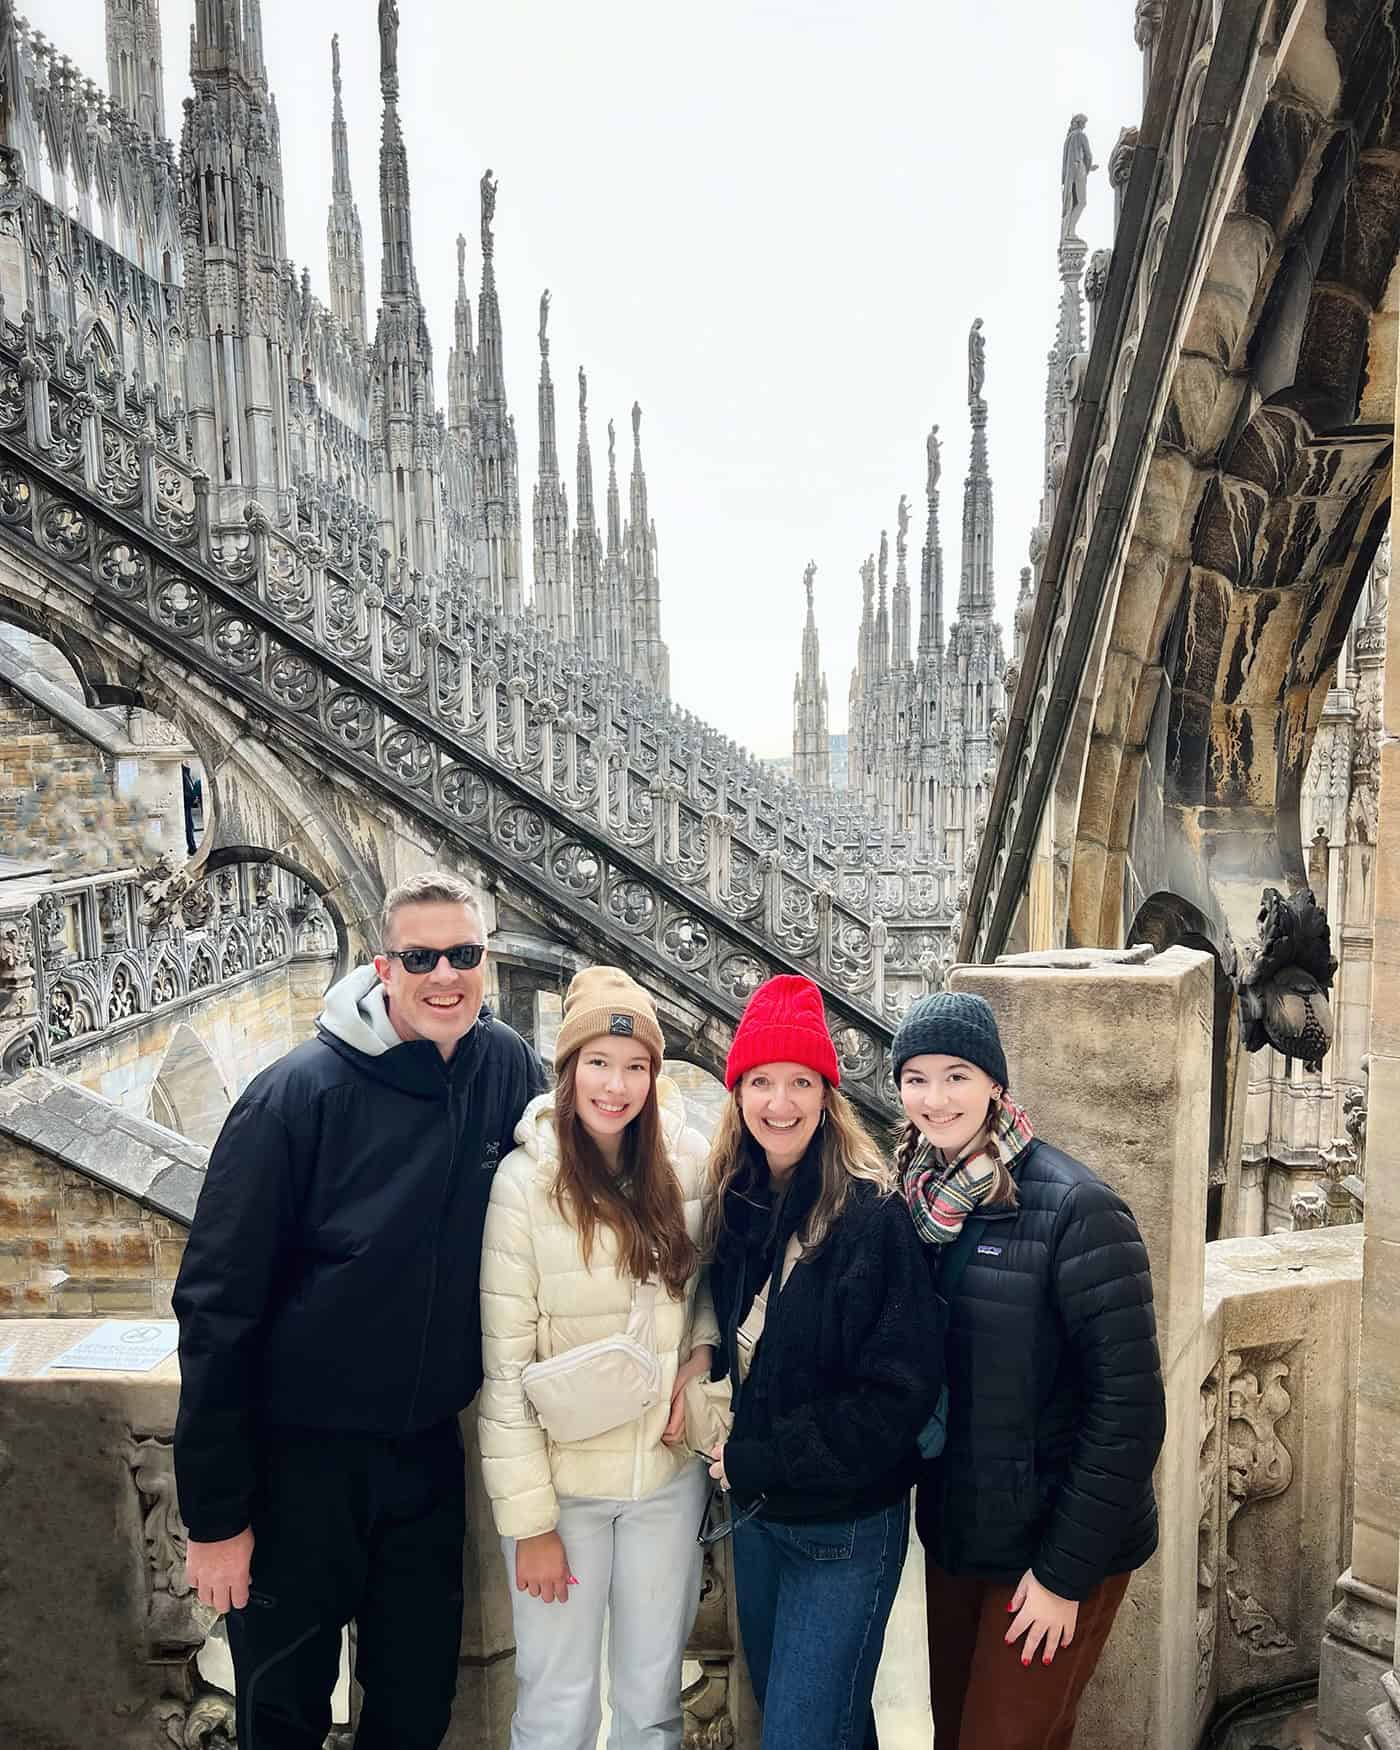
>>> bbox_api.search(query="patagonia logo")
[608,1014,635,1036]
[976,1244,1003,1257]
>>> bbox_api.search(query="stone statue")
[1238,887,1338,1072]
[803,559,816,607]
[1061,114,1095,243]
[538,289,550,358]
[578,366,588,418]
[378,0,400,92]
[632,401,642,445]
[926,424,941,497]
[480,168,497,258]
[456,231,466,287]
[968,319,986,405]
[608,417,615,470]
[897,493,910,553]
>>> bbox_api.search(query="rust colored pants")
[924,1558,1132,1749]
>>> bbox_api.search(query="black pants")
[225,1419,467,1750]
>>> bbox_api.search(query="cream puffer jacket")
[479,1077,719,1539]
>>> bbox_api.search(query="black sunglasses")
[384,943,485,974]
[695,1471,766,1546]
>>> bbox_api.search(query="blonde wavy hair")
[702,1079,892,1257]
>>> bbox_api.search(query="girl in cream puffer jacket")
[479,966,719,1750]
[479,1075,717,1528]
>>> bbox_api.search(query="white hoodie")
[478,1076,719,1539]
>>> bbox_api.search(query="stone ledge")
[0,1067,207,1224]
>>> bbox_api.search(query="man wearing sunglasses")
[173,870,546,1749]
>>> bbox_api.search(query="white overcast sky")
[45,1,1142,757]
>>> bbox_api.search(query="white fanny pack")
[520,1280,663,1444]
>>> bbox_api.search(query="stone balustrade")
[0,860,333,1076]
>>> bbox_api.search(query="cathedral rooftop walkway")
[0,317,950,1115]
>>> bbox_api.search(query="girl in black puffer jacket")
[890,991,1165,1750]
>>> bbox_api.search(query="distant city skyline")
[44,0,1143,756]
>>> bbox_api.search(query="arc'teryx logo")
[608,1014,634,1036]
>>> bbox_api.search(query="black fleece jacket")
[173,1001,545,1542]
[709,1142,944,1524]
[916,1139,1165,1600]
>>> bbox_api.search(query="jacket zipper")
[405,1076,460,1429]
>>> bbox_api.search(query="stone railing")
[0,314,961,1091]
[0,861,334,1076]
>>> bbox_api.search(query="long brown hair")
[552,1051,698,1297]
[702,1081,892,1258]
[891,1103,1019,1210]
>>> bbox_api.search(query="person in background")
[479,966,717,1750]
[704,974,943,1750]
[891,991,1165,1750]
[174,871,545,1749]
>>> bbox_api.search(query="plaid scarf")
[900,1096,1036,1247]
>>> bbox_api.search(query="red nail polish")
[1022,1656,1030,1668]
[1006,1601,1016,1613]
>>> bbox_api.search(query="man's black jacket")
[173,990,545,1542]
[916,1139,1166,1601]
[710,1142,944,1524]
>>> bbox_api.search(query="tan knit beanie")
[554,966,665,1070]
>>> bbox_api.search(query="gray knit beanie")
[891,992,1009,1089]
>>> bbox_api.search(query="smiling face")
[372,900,486,1060]
[898,1053,1001,1161]
[571,1035,655,1158]
[737,1061,826,1174]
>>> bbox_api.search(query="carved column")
[0,905,42,1075]
[1316,343,1400,1750]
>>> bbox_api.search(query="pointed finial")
[926,424,941,497]
[578,366,588,419]
[538,289,550,360]
[480,168,497,260]
[631,401,642,446]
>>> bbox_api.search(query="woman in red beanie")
[702,975,943,1750]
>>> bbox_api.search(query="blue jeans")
[732,1496,908,1750]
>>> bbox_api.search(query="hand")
[663,1344,714,1445]
[186,1527,255,1614]
[1005,1569,1079,1666]
[515,1530,574,1605]
[708,1442,729,1490]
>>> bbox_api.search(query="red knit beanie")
[724,974,841,1090]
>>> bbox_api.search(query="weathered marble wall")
[0,1071,204,1317]
[61,960,316,1127]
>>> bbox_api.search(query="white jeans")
[503,1460,710,1750]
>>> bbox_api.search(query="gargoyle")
[1238,887,1337,1072]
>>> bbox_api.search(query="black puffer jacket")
[916,1139,1165,1601]
[174,974,545,1543]
[711,1142,944,1524]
